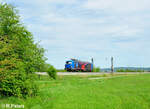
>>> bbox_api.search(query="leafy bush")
[56,69,67,72]
[47,65,57,79]
[0,73,38,98]
[0,59,38,98]
[0,3,46,97]
[93,67,101,72]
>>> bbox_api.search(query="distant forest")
[101,67,150,72]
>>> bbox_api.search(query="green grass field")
[1,74,150,109]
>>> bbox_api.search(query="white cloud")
[45,0,77,4]
[16,0,77,6]
[0,0,6,3]
[83,0,150,12]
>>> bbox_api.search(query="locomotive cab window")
[66,61,72,64]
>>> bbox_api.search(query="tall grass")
[1,74,150,109]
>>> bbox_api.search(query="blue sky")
[2,0,150,69]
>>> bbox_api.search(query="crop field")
[1,73,150,109]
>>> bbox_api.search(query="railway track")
[35,72,150,76]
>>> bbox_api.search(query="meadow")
[1,73,150,109]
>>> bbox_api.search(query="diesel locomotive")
[65,59,93,72]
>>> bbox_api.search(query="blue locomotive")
[65,59,93,72]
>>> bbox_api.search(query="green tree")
[0,3,46,97]
[93,67,101,72]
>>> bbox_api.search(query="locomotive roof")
[70,58,92,64]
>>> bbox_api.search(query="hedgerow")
[0,3,46,97]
